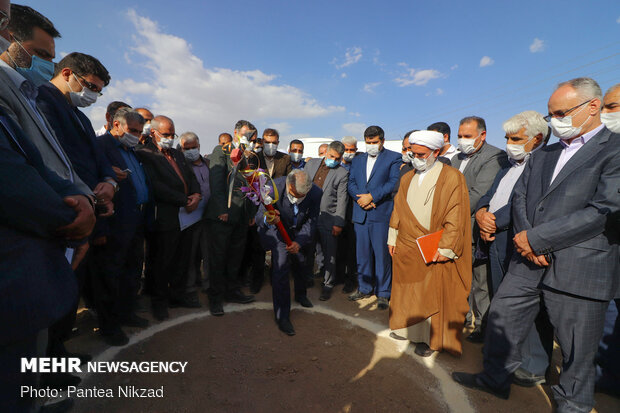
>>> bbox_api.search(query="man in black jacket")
[136,115,201,320]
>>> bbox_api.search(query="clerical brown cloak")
[389,166,472,356]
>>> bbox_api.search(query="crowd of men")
[0,3,618,413]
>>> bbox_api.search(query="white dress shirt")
[550,124,604,183]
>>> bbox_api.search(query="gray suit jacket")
[510,126,620,301]
[304,158,349,229]
[0,67,91,195]
[452,142,508,239]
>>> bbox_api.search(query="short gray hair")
[502,111,548,139]
[341,136,357,146]
[557,77,602,101]
[605,83,620,98]
[113,108,145,126]
[328,141,345,156]
[179,131,199,146]
[286,169,312,195]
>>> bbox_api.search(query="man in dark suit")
[136,115,201,321]
[0,4,91,196]
[96,108,151,345]
[0,106,95,413]
[347,125,401,310]
[256,170,321,335]
[204,120,256,316]
[475,110,553,387]
[453,78,620,413]
[451,116,508,342]
[338,136,360,293]
[36,52,118,366]
[304,141,349,301]
[257,128,292,178]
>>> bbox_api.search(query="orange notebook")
[416,229,444,264]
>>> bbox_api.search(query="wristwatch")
[105,178,119,192]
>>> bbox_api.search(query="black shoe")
[224,289,255,304]
[209,299,224,316]
[466,330,485,343]
[348,290,371,301]
[169,295,202,308]
[377,297,389,310]
[120,313,150,328]
[100,328,129,346]
[512,368,546,387]
[62,352,92,366]
[40,372,81,390]
[295,295,314,308]
[342,281,356,294]
[277,318,296,336]
[152,305,169,321]
[452,372,510,400]
[40,398,75,413]
[319,286,333,301]
[414,342,435,357]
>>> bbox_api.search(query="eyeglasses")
[74,73,103,96]
[544,100,590,122]
[154,129,178,139]
[0,10,9,31]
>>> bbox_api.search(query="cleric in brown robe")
[388,130,472,357]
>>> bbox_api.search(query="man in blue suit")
[256,170,321,336]
[0,106,95,413]
[347,125,401,309]
[475,111,553,387]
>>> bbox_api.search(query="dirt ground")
[63,280,619,413]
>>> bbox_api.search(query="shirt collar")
[559,123,605,148]
[0,58,26,89]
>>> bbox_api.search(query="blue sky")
[26,0,620,151]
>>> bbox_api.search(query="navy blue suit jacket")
[256,177,321,251]
[347,148,401,224]
[0,108,80,344]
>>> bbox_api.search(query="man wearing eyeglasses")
[137,115,201,321]
[453,77,620,413]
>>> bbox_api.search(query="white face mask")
[264,143,278,157]
[120,132,140,148]
[402,152,412,164]
[366,143,380,157]
[342,152,355,162]
[142,123,151,136]
[253,146,263,153]
[286,192,306,205]
[457,135,482,155]
[290,152,303,163]
[410,153,436,172]
[183,148,201,162]
[601,112,620,134]
[67,74,99,107]
[549,102,591,140]
[158,137,173,149]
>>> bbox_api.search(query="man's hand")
[525,252,549,267]
[218,213,229,222]
[285,241,301,255]
[186,193,201,213]
[356,193,373,208]
[94,182,115,204]
[56,195,96,240]
[71,242,89,271]
[388,245,395,257]
[98,200,114,217]
[265,209,280,225]
[431,250,451,263]
[480,230,496,242]
[475,208,496,234]
[513,230,534,257]
[332,225,343,236]
[112,166,128,181]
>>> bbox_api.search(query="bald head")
[150,115,175,148]
[151,115,174,131]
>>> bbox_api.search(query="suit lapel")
[306,159,320,180]
[367,150,383,183]
[539,144,562,192]
[544,129,609,196]
[0,115,26,157]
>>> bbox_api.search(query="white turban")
[409,130,444,150]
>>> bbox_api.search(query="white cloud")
[529,38,545,53]
[451,64,458,70]
[340,72,347,79]
[270,122,292,135]
[617,16,620,23]
[87,10,344,148]
[342,122,366,136]
[333,47,363,69]
[479,56,494,67]
[363,82,381,93]
[436,88,444,95]
[394,65,442,87]
[349,111,361,117]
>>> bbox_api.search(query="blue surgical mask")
[325,158,340,168]
[13,40,54,87]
